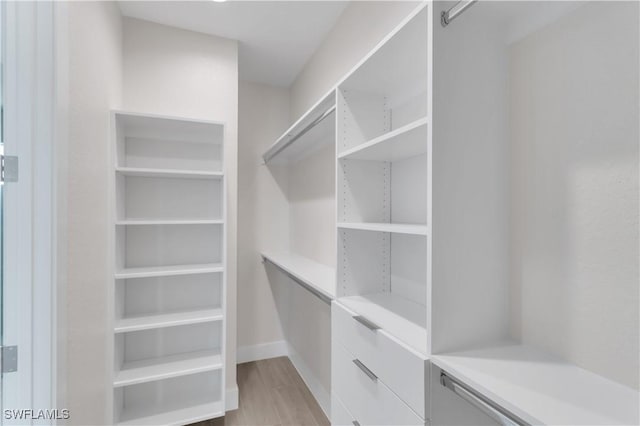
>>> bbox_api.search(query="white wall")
[289,143,336,268]
[289,1,420,120]
[65,2,122,423]
[237,81,290,354]
[122,16,240,404]
[509,1,639,390]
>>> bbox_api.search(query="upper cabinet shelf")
[338,117,428,162]
[262,91,335,164]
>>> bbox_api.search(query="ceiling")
[118,1,349,87]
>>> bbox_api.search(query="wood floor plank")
[256,357,294,389]
[188,357,329,426]
[279,357,329,426]
[271,385,320,426]
[237,361,282,426]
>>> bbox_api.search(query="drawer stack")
[331,302,429,426]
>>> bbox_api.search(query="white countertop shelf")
[118,400,224,426]
[432,343,640,426]
[116,219,223,226]
[262,90,335,164]
[116,166,223,180]
[261,251,336,301]
[115,263,224,280]
[114,308,223,333]
[338,117,428,162]
[338,222,428,236]
[339,292,427,356]
[114,350,223,387]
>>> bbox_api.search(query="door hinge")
[1,345,18,373]
[1,155,19,183]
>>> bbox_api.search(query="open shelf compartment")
[115,224,223,271]
[337,228,427,354]
[114,111,224,173]
[337,6,428,154]
[115,173,223,222]
[114,370,223,426]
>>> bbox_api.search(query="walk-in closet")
[2,1,638,426]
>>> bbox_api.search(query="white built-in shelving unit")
[331,5,431,426]
[260,2,639,425]
[335,3,430,359]
[111,111,227,425]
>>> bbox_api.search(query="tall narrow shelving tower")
[331,4,431,425]
[110,111,227,425]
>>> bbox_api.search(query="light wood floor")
[192,357,330,426]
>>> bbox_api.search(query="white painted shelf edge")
[432,343,640,426]
[116,219,224,226]
[262,90,336,163]
[337,222,428,236]
[338,293,427,356]
[115,263,224,280]
[117,401,224,426]
[114,350,223,388]
[116,166,224,180]
[338,116,429,161]
[114,308,223,333]
[261,251,336,301]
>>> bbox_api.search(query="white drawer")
[332,341,424,426]
[332,394,357,426]
[332,301,428,418]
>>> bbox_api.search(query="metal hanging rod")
[263,104,336,163]
[440,371,529,426]
[441,0,478,27]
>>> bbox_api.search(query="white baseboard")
[236,340,289,363]
[226,385,239,411]
[287,344,331,420]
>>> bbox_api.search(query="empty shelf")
[339,117,428,161]
[114,308,223,333]
[118,400,224,426]
[263,91,335,164]
[115,263,224,280]
[114,350,223,387]
[432,344,639,426]
[261,251,336,301]
[116,219,223,226]
[339,292,427,355]
[338,222,428,236]
[116,167,223,180]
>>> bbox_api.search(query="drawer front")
[332,301,428,418]
[332,341,424,426]
[332,394,357,426]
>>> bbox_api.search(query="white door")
[1,2,55,424]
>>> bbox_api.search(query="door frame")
[2,1,57,421]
